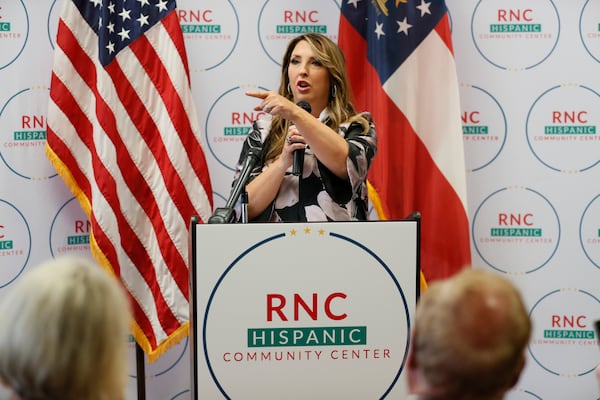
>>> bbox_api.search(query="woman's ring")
[286,136,292,144]
[264,106,271,113]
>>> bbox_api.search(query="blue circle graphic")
[203,230,411,399]
[471,187,560,274]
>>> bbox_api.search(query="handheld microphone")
[293,101,311,176]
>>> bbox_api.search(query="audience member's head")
[407,268,531,400]
[0,256,131,400]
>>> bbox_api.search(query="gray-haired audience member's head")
[0,256,131,400]
[407,268,531,400]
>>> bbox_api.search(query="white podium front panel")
[190,220,419,399]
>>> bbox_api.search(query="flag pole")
[136,343,146,400]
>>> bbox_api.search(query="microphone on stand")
[208,148,260,224]
[292,101,312,176]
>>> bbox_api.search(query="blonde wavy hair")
[264,33,369,163]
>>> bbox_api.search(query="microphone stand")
[208,149,260,224]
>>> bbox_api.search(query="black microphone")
[292,101,311,176]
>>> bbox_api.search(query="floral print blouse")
[232,111,377,222]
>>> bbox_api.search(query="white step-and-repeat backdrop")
[0,0,598,399]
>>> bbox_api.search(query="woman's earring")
[331,84,337,98]
[287,83,292,95]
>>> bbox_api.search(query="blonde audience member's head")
[0,256,131,400]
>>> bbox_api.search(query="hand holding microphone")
[244,91,312,175]
[292,101,311,176]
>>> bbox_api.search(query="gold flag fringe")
[46,142,187,362]
[368,180,428,292]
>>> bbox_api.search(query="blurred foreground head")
[0,256,131,400]
[407,268,531,400]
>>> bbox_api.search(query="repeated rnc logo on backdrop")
[204,84,271,171]
[0,87,56,180]
[176,0,239,72]
[472,186,560,274]
[526,84,600,173]
[471,0,559,70]
[0,0,28,70]
[49,197,93,259]
[580,193,600,271]
[579,0,600,64]
[529,289,600,376]
[0,199,31,288]
[258,0,340,66]
[460,83,507,171]
[202,228,410,398]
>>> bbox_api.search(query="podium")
[188,219,420,399]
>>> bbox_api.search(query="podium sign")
[189,220,420,399]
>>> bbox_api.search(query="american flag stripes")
[339,0,471,283]
[46,0,213,359]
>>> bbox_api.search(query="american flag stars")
[49,0,213,356]
[77,0,174,65]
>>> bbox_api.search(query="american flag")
[46,0,213,359]
[339,0,470,283]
